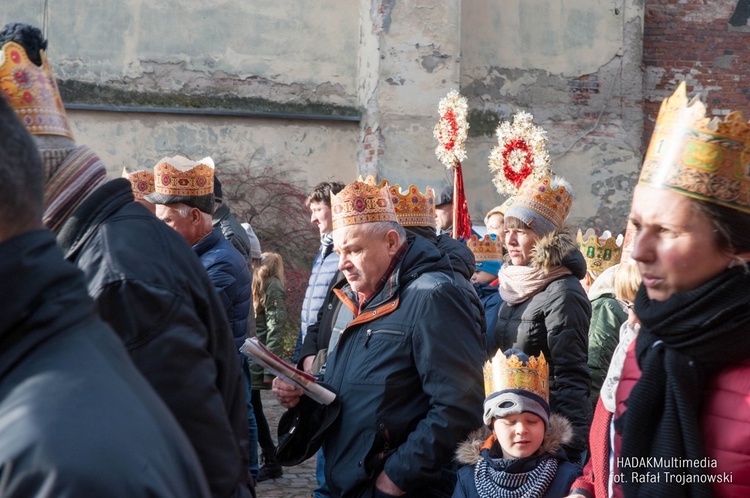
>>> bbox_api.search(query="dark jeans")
[250,388,275,455]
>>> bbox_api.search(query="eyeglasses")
[617,300,635,311]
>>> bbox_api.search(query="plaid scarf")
[42,145,107,233]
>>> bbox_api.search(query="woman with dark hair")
[568,83,750,497]
[490,174,592,465]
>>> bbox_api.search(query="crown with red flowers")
[122,168,155,200]
[640,81,750,213]
[483,350,549,402]
[0,41,73,139]
[331,181,397,231]
[488,111,551,197]
[577,228,623,273]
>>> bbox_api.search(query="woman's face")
[505,227,539,266]
[629,185,733,301]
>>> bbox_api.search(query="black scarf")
[619,266,750,497]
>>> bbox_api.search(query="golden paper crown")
[122,168,155,200]
[153,155,214,197]
[506,175,573,232]
[331,181,397,230]
[577,228,624,272]
[483,350,549,403]
[358,175,436,227]
[0,41,73,139]
[640,81,750,213]
[466,234,503,262]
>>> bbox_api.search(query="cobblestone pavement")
[255,389,317,498]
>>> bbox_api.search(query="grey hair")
[359,221,406,245]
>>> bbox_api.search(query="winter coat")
[195,226,253,360]
[586,265,627,407]
[57,179,251,498]
[299,236,340,346]
[298,269,347,373]
[213,202,257,338]
[474,279,501,350]
[252,276,288,389]
[321,235,485,497]
[453,414,582,498]
[581,343,750,498]
[587,295,627,406]
[491,230,593,462]
[0,229,210,498]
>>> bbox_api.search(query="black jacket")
[56,179,252,498]
[491,230,593,462]
[321,235,485,497]
[0,230,210,497]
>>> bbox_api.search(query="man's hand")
[271,377,304,408]
[375,470,405,496]
[302,355,314,374]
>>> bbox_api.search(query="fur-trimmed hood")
[454,413,574,466]
[504,228,587,279]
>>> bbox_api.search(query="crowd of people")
[1,19,750,498]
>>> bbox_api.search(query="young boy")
[453,349,581,498]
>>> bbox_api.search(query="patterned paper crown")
[359,175,436,227]
[504,175,574,235]
[466,234,503,262]
[488,111,551,196]
[0,41,73,139]
[577,228,624,272]
[331,181,397,231]
[483,350,549,402]
[640,81,750,213]
[153,155,214,197]
[122,168,155,200]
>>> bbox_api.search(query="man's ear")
[385,229,401,256]
[190,207,203,225]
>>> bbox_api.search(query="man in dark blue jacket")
[0,23,252,498]
[275,181,485,497]
[0,93,211,498]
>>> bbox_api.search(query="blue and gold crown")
[0,41,73,139]
[467,234,503,262]
[483,350,549,402]
[577,228,623,273]
[640,81,750,213]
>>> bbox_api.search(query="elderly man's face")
[333,224,400,298]
[156,204,197,244]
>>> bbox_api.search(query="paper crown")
[488,111,551,196]
[467,234,503,262]
[153,155,214,197]
[122,168,155,200]
[504,175,574,235]
[358,175,436,228]
[640,81,750,213]
[331,181,397,231]
[483,349,549,403]
[577,228,624,273]
[0,41,73,139]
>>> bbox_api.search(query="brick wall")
[643,0,750,145]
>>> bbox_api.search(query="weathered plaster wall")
[2,0,647,232]
[460,0,645,233]
[357,0,462,191]
[67,111,360,188]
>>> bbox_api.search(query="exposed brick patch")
[643,0,750,142]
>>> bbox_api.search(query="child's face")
[493,412,545,459]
